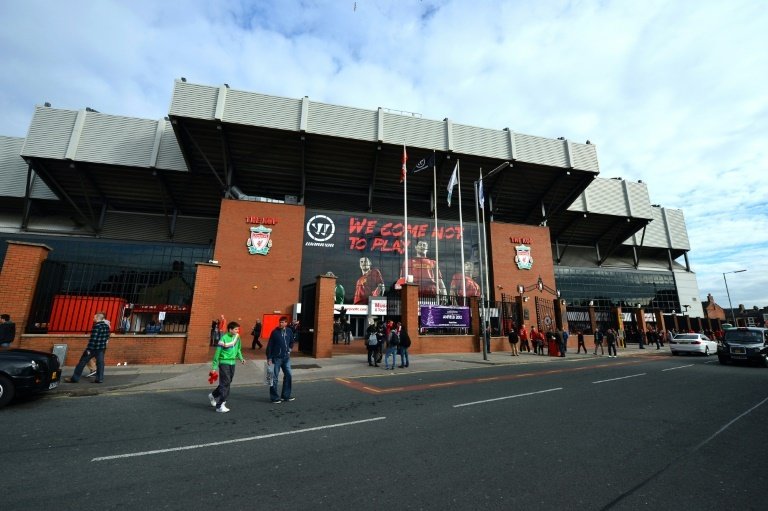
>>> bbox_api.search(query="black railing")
[26,260,195,334]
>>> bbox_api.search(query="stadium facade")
[0,80,712,363]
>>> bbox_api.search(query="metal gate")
[500,293,520,335]
[298,283,316,354]
[535,296,556,332]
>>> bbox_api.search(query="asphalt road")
[3,354,767,510]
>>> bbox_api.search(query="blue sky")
[1,0,766,309]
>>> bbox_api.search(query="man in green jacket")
[208,321,245,413]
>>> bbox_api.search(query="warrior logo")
[247,225,273,255]
[306,214,335,242]
[514,244,533,270]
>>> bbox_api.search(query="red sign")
[245,216,278,225]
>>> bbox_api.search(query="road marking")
[694,395,768,451]
[592,373,645,384]
[91,416,386,462]
[336,358,656,395]
[453,387,562,408]
[662,364,693,371]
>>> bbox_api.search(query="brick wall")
[212,199,306,339]
[20,334,186,365]
[0,241,52,346]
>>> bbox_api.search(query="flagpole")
[480,175,491,331]
[456,160,466,303]
[432,150,439,302]
[402,145,409,283]
[474,170,487,361]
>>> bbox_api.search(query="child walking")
[208,321,245,413]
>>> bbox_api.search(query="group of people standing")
[506,324,568,357]
[365,319,412,370]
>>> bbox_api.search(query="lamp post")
[723,269,747,325]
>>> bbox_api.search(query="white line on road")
[452,387,562,408]
[662,365,694,371]
[694,395,768,451]
[592,373,645,384]
[91,416,386,462]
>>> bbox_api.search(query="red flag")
[400,145,408,183]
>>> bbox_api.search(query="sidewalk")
[57,344,665,397]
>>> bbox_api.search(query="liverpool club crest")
[514,244,533,270]
[247,225,273,255]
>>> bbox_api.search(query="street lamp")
[723,269,747,325]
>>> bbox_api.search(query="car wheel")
[0,374,15,408]
[704,347,710,356]
[718,356,729,365]
[671,351,678,356]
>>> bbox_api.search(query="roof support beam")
[178,121,227,192]
[73,162,108,232]
[300,135,306,204]
[368,144,381,212]
[21,163,35,230]
[31,160,97,232]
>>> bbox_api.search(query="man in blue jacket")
[266,316,295,403]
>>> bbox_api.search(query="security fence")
[26,259,195,334]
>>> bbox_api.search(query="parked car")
[669,333,717,356]
[0,349,61,408]
[717,327,768,366]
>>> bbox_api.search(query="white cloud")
[1,0,766,307]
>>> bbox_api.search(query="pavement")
[55,343,668,397]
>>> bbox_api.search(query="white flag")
[479,178,485,209]
[446,162,458,206]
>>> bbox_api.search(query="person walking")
[385,325,400,370]
[398,324,411,368]
[365,319,379,367]
[64,311,111,384]
[207,321,245,413]
[576,330,588,354]
[594,328,604,356]
[250,319,263,350]
[484,322,492,354]
[606,328,618,358]
[266,316,295,403]
[0,314,16,349]
[508,324,520,356]
[532,327,544,355]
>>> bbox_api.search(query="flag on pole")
[400,145,408,183]
[446,162,458,206]
[478,178,485,209]
[411,153,435,174]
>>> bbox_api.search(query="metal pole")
[723,269,746,325]
[474,178,487,361]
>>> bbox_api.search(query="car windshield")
[676,334,700,340]
[725,331,762,343]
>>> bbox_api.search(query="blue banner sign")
[420,305,471,328]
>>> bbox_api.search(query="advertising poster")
[301,209,481,306]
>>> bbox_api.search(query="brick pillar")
[401,283,419,352]
[313,274,336,358]
[0,241,52,346]
[183,262,220,363]
[635,307,646,333]
[588,305,597,334]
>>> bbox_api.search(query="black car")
[717,327,768,366]
[0,348,62,407]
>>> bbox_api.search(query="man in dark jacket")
[266,316,295,403]
[250,319,263,350]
